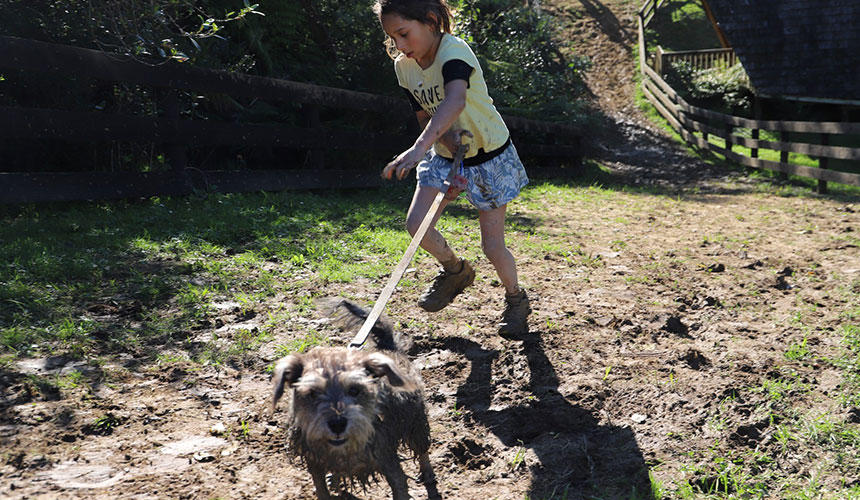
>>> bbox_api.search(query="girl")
[374,0,531,337]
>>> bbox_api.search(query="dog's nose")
[327,416,348,435]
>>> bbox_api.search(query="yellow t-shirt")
[394,34,509,159]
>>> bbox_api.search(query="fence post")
[818,133,829,194]
[303,104,324,169]
[779,131,789,181]
[725,124,733,154]
[655,46,664,75]
[638,12,646,75]
[751,96,761,159]
[163,89,188,172]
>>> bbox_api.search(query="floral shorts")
[416,142,529,211]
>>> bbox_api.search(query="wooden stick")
[348,140,469,349]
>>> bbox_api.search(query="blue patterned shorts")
[416,142,529,211]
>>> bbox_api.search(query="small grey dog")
[272,299,440,500]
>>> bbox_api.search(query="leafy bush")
[664,61,754,115]
[1,0,589,174]
[2,0,260,66]
[452,1,590,123]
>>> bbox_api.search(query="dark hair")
[373,0,454,58]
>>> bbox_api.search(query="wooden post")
[779,130,789,181]
[702,0,731,48]
[162,89,187,172]
[818,133,829,194]
[751,96,761,159]
[638,13,646,75]
[725,124,733,154]
[655,46,664,75]
[303,104,324,169]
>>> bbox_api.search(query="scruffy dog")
[272,299,440,500]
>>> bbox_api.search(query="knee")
[481,239,506,262]
[405,215,421,237]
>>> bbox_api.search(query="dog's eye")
[347,386,362,397]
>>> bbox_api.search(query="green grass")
[838,322,860,407]
[645,0,721,53]
[0,187,423,366]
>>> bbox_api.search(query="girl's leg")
[478,204,519,294]
[479,204,530,336]
[406,185,457,268]
[407,184,475,312]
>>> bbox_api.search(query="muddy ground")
[3,181,858,499]
[3,1,860,499]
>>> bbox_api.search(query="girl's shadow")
[430,334,654,499]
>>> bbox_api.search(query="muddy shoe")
[418,259,475,312]
[498,289,531,339]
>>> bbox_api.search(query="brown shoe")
[418,259,475,312]
[498,290,531,338]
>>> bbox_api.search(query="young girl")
[374,0,531,337]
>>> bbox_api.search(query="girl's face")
[381,13,441,68]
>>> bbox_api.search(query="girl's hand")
[382,146,425,181]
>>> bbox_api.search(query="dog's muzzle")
[327,416,348,445]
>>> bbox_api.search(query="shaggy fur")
[272,299,440,500]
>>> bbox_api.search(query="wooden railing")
[654,47,737,74]
[0,36,581,203]
[637,2,860,192]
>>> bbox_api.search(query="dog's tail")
[316,297,410,352]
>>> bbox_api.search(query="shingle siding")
[705,0,860,100]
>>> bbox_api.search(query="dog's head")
[271,347,411,453]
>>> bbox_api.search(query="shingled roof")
[703,0,860,100]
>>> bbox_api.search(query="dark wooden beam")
[700,0,731,48]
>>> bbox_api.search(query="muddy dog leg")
[379,458,411,500]
[308,463,333,500]
[418,452,441,500]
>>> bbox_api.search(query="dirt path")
[3,2,860,500]
[545,0,732,190]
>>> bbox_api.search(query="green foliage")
[452,1,590,122]
[838,323,860,407]
[1,0,589,175]
[664,61,754,116]
[3,0,261,64]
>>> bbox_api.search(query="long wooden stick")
[348,141,469,349]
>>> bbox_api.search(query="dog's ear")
[362,352,413,390]
[272,355,304,411]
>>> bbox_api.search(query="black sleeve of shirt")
[442,59,474,88]
[402,87,423,112]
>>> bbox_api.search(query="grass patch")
[0,187,423,366]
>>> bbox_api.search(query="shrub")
[452,1,590,123]
[664,60,754,116]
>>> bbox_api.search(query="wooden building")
[703,0,860,102]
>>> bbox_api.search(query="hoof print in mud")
[678,348,709,370]
[448,438,493,469]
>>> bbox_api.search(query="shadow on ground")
[428,335,654,499]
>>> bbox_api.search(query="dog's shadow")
[429,335,654,499]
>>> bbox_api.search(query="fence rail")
[637,2,860,192]
[654,47,737,74]
[0,36,582,203]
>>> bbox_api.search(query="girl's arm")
[416,109,431,135]
[383,80,468,180]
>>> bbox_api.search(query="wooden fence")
[637,2,860,192]
[654,47,737,74]
[0,36,581,203]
